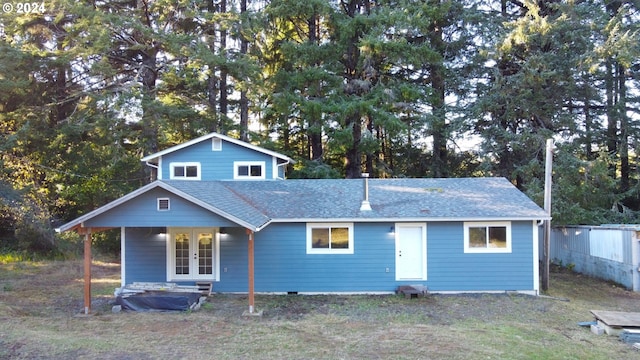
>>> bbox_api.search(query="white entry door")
[395,224,427,280]
[169,228,217,281]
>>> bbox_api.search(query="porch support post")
[83,228,92,315]
[246,228,255,314]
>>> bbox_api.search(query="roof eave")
[55,181,267,233]
[140,132,294,163]
[266,216,551,223]
[55,181,163,233]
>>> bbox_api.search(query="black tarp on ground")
[116,291,202,311]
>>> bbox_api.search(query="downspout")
[145,161,160,180]
[276,159,291,180]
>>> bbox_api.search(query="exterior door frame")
[395,223,427,281]
[167,227,220,282]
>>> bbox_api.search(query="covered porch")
[55,181,270,315]
[68,225,259,315]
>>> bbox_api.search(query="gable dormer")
[141,133,294,181]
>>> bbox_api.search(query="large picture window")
[464,222,511,253]
[306,223,354,254]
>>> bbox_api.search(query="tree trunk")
[136,0,159,181]
[345,117,362,178]
[618,63,629,193]
[207,0,218,133]
[307,13,323,160]
[342,0,366,178]
[605,59,618,178]
[428,0,448,178]
[239,0,249,142]
[219,0,229,134]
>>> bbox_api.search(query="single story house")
[57,132,550,314]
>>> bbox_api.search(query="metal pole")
[542,139,553,292]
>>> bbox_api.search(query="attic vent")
[212,137,222,151]
[157,198,170,211]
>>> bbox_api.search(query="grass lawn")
[1,259,639,359]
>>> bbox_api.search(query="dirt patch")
[1,260,640,359]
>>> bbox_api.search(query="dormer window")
[170,162,201,180]
[234,161,265,180]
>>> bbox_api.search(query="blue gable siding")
[124,227,167,284]
[427,221,534,291]
[84,188,238,228]
[159,139,277,180]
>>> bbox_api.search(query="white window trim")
[463,221,512,253]
[169,162,201,180]
[233,161,266,180]
[166,227,220,282]
[306,223,354,255]
[212,138,222,151]
[157,197,170,211]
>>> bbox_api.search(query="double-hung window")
[464,222,511,253]
[306,223,354,254]
[170,162,201,180]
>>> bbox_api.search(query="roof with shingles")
[167,177,548,226]
[57,177,549,233]
[140,132,294,163]
[163,180,271,229]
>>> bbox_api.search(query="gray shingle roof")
[163,180,271,229]
[57,177,549,233]
[166,177,548,228]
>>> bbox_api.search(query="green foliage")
[91,230,121,257]
[289,159,341,179]
[551,149,640,225]
[0,180,56,254]
[0,0,639,252]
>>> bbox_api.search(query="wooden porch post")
[247,229,255,314]
[83,228,92,315]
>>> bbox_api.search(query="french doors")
[169,228,217,281]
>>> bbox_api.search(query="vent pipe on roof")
[360,173,372,211]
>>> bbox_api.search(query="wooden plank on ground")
[591,310,640,327]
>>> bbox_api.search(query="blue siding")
[124,227,167,283]
[427,221,534,291]
[122,221,536,293]
[159,139,277,180]
[215,227,249,292]
[224,221,534,293]
[84,188,238,228]
[188,223,396,292]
